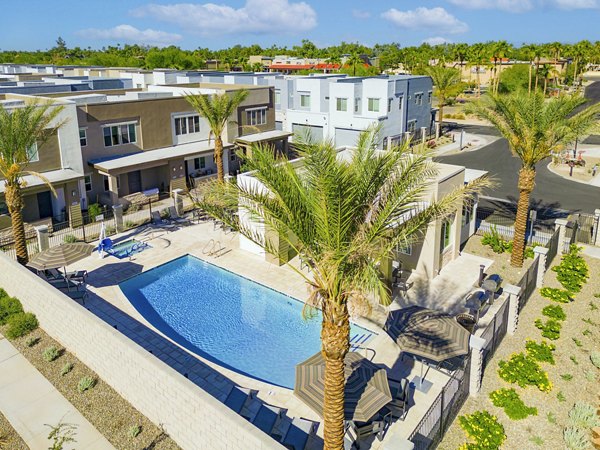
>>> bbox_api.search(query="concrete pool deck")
[67,219,466,447]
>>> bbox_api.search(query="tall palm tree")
[521,44,537,94]
[425,65,462,131]
[492,41,512,94]
[532,45,545,92]
[466,92,600,267]
[198,128,486,449]
[185,89,249,182]
[346,53,363,76]
[468,43,489,97]
[452,43,470,72]
[0,101,65,265]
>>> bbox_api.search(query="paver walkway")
[0,336,114,450]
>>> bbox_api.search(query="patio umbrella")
[294,351,392,423]
[27,243,94,272]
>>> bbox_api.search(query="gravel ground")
[462,235,534,285]
[439,252,600,450]
[0,327,181,450]
[0,410,27,449]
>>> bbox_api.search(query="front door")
[37,191,53,219]
[128,170,142,194]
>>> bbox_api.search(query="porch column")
[435,122,441,139]
[469,194,479,238]
[35,225,49,252]
[555,218,568,254]
[468,335,486,396]
[504,284,522,335]
[172,188,184,217]
[421,127,427,146]
[112,204,124,233]
[594,209,600,246]
[404,131,411,144]
[533,247,549,287]
[107,175,119,205]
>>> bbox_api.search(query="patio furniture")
[27,243,94,273]
[49,268,88,283]
[384,306,470,393]
[481,274,502,304]
[295,351,392,423]
[455,313,477,334]
[386,378,409,420]
[281,417,317,450]
[65,289,89,305]
[392,267,411,296]
[224,385,256,414]
[251,404,286,435]
[168,206,191,226]
[151,211,176,230]
[38,271,83,291]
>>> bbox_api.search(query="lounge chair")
[251,404,286,435]
[386,378,409,420]
[151,211,176,230]
[49,268,87,283]
[168,206,191,226]
[65,289,88,305]
[38,271,82,291]
[344,424,359,450]
[224,385,256,414]
[281,417,317,450]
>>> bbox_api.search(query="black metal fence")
[480,299,510,371]
[475,206,554,246]
[408,355,471,450]
[566,213,597,246]
[545,228,560,270]
[517,256,540,312]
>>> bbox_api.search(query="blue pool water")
[109,239,150,259]
[119,255,373,388]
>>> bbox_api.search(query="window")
[367,98,380,112]
[103,175,119,192]
[79,128,87,147]
[246,108,267,126]
[103,123,136,147]
[388,98,393,113]
[398,96,404,111]
[440,219,452,251]
[397,244,412,255]
[275,90,281,105]
[174,114,200,136]
[428,91,433,105]
[194,157,206,170]
[354,97,361,113]
[84,175,92,192]
[300,93,311,108]
[462,200,472,226]
[414,93,423,106]
[27,143,39,162]
[407,120,417,133]
[336,97,347,112]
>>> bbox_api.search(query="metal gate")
[568,213,597,245]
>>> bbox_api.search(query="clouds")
[382,7,468,34]
[550,0,600,9]
[76,25,182,46]
[131,0,317,35]
[423,37,453,46]
[448,0,599,11]
[352,9,371,19]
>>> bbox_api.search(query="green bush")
[535,318,562,340]
[61,362,73,376]
[26,337,39,347]
[5,312,38,339]
[542,304,567,320]
[552,245,588,294]
[489,388,537,420]
[563,427,590,450]
[591,351,600,369]
[0,295,23,325]
[128,425,142,438]
[561,373,574,381]
[77,376,96,393]
[498,353,552,392]
[458,410,506,450]
[87,203,103,220]
[540,287,572,303]
[584,370,597,382]
[63,234,77,244]
[42,346,60,362]
[568,402,600,429]
[481,226,511,254]
[525,340,556,364]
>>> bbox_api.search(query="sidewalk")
[434,132,497,156]
[0,336,114,450]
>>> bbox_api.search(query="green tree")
[468,43,489,97]
[498,64,532,93]
[0,101,65,265]
[466,93,600,267]
[425,65,462,130]
[198,128,486,449]
[185,90,249,181]
[521,44,538,94]
[345,53,363,76]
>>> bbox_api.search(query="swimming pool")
[109,239,150,259]
[119,255,374,388]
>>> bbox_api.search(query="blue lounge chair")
[224,386,255,414]
[281,417,317,450]
[252,404,286,435]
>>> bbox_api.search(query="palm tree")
[425,65,461,131]
[466,92,600,267]
[452,43,470,72]
[468,43,489,97]
[345,53,363,76]
[185,89,249,182]
[532,45,545,92]
[325,54,342,73]
[521,44,537,94]
[0,101,65,265]
[198,128,486,450]
[492,41,512,94]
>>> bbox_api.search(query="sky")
[3,0,600,51]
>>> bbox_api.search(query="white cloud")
[352,9,371,19]
[423,37,453,46]
[131,0,317,35]
[550,0,599,9]
[447,0,534,12]
[382,7,468,34]
[77,24,182,46]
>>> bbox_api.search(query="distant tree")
[424,65,462,130]
[468,43,489,97]
[345,53,363,76]
[498,64,531,94]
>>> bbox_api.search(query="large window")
[27,143,39,162]
[407,120,417,133]
[388,98,393,113]
[84,175,92,192]
[300,93,311,108]
[428,91,433,105]
[354,97,361,113]
[174,114,200,136]
[414,93,423,106]
[440,219,452,251]
[368,98,380,112]
[103,123,136,147]
[194,157,206,170]
[246,108,267,126]
[336,97,348,112]
[79,128,87,147]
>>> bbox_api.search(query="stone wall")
[0,253,283,450]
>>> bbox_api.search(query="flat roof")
[235,130,293,144]
[92,140,233,174]
[464,168,488,184]
[0,169,83,194]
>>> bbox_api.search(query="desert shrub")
[563,427,590,450]
[482,225,511,254]
[128,425,142,438]
[590,352,600,369]
[540,287,572,303]
[42,346,60,362]
[568,402,600,429]
[584,370,597,382]
[124,220,136,229]
[458,410,506,450]
[498,353,552,392]
[127,203,140,213]
[77,376,96,393]
[561,374,574,381]
[26,337,39,347]
[0,295,23,324]
[63,234,77,244]
[61,362,73,376]
[542,304,567,321]
[5,312,38,339]
[552,245,589,294]
[535,318,562,340]
[525,340,556,364]
[489,388,538,420]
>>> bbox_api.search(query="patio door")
[128,170,142,194]
[37,191,53,219]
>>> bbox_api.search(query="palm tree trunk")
[215,136,224,182]
[510,167,535,268]
[543,77,548,96]
[476,68,481,98]
[438,102,444,134]
[321,301,350,450]
[528,63,533,94]
[534,60,540,92]
[5,183,28,265]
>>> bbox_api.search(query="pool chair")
[281,417,318,450]
[38,271,82,291]
[49,268,88,283]
[151,211,176,230]
[65,289,88,305]
[251,404,287,435]
[385,378,409,420]
[168,206,191,226]
[224,385,256,414]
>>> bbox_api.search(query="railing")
[517,256,540,312]
[480,299,510,371]
[475,207,555,246]
[408,355,471,450]
[545,228,560,269]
